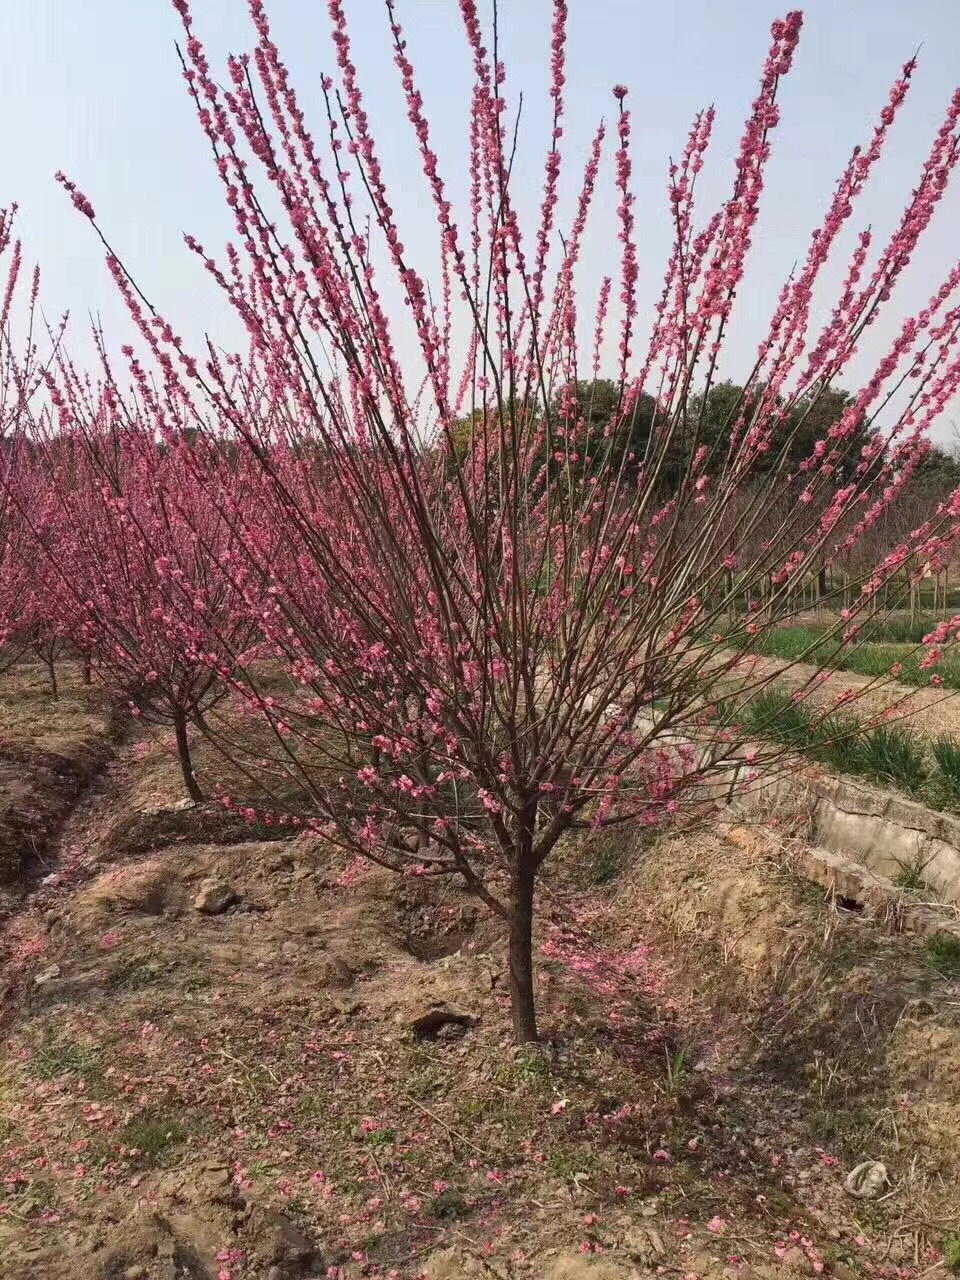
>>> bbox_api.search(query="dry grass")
[610,821,960,1233]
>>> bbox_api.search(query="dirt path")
[738,649,960,739]
[0,738,137,1032]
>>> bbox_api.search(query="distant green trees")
[443,378,958,509]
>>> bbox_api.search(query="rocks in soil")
[248,1206,317,1274]
[409,1001,479,1040]
[266,852,295,874]
[196,1162,244,1210]
[193,878,239,915]
[322,954,356,987]
[844,1158,889,1198]
[538,1253,641,1278]
[94,1214,221,1280]
[365,951,500,1037]
[419,1249,485,1278]
[621,1224,666,1263]
[902,996,936,1021]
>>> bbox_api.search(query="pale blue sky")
[2,1,960,435]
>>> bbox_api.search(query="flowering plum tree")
[0,205,50,444]
[0,443,72,697]
[0,207,74,690]
[61,3,960,1039]
[26,376,267,800]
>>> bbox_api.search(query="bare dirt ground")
[2,663,960,1279]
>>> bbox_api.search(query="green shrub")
[811,714,867,773]
[740,685,815,749]
[933,736,960,800]
[855,724,927,794]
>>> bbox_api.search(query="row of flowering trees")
[3,3,960,1039]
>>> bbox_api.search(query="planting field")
[2,661,960,1280]
[734,618,960,691]
[5,1,960,1277]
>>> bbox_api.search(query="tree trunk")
[173,708,203,803]
[508,857,538,1042]
[45,652,58,702]
[725,570,735,625]
[81,652,92,686]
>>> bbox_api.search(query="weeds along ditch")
[718,683,960,818]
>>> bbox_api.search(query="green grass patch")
[892,855,937,896]
[729,685,863,773]
[662,1046,687,1097]
[405,1067,442,1100]
[28,1038,104,1082]
[728,684,936,798]
[297,1091,330,1119]
[105,952,171,991]
[858,616,942,644]
[814,714,869,774]
[365,1127,397,1149]
[853,724,927,792]
[577,832,630,886]
[926,933,960,980]
[933,736,960,801]
[122,1110,188,1159]
[545,1141,590,1179]
[741,684,817,748]
[731,620,960,688]
[457,1097,488,1124]
[2,1176,59,1219]
[510,1046,554,1085]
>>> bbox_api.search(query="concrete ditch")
[734,765,960,942]
[627,706,960,935]
[744,766,960,905]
